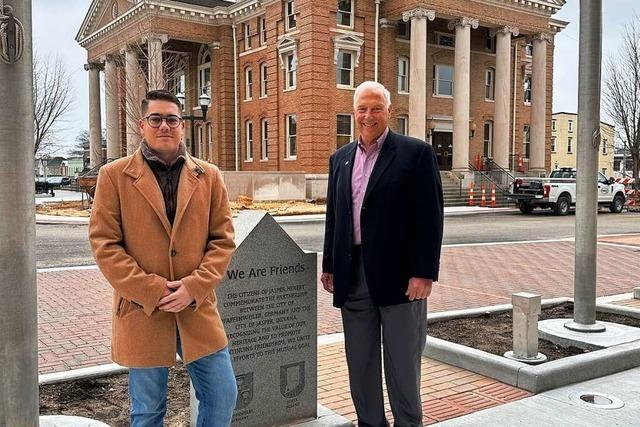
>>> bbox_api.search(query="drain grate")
[569,392,624,409]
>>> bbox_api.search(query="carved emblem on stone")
[280,361,305,398]
[235,372,254,409]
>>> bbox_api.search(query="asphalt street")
[36,211,640,269]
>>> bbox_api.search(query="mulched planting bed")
[40,365,190,426]
[428,302,640,362]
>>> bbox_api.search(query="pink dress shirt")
[351,127,389,245]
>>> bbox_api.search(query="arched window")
[198,45,211,96]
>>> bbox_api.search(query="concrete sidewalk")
[36,206,517,225]
[433,367,640,426]
[35,235,640,424]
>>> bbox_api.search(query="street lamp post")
[177,91,211,156]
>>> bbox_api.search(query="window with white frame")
[483,121,493,158]
[523,75,532,103]
[568,120,574,132]
[398,56,409,93]
[244,23,252,50]
[603,138,608,155]
[285,53,297,89]
[198,45,211,97]
[567,137,573,154]
[260,62,268,97]
[259,16,267,45]
[552,119,556,131]
[397,115,408,136]
[433,64,454,97]
[169,72,186,111]
[285,1,296,31]
[286,114,297,158]
[525,42,533,56]
[260,119,268,160]
[337,0,353,28]
[437,33,455,47]
[336,50,354,87]
[207,123,213,161]
[523,125,531,159]
[197,125,204,158]
[336,114,353,148]
[551,136,556,153]
[245,67,253,100]
[485,68,495,101]
[245,120,253,161]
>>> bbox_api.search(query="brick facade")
[78,0,566,173]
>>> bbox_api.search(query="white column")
[491,26,519,169]
[402,8,435,141]
[85,62,104,168]
[104,55,121,160]
[449,17,478,173]
[147,34,168,90]
[530,33,551,174]
[124,46,140,154]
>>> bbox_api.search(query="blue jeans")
[128,342,237,427]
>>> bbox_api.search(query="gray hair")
[353,81,391,109]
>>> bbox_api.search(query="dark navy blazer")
[322,130,444,308]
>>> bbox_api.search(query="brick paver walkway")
[38,239,640,373]
[318,342,530,424]
[36,237,640,424]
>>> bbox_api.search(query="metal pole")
[0,0,39,424]
[565,0,605,332]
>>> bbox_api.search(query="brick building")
[76,0,567,175]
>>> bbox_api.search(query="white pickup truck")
[507,168,627,215]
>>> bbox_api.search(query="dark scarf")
[140,140,186,225]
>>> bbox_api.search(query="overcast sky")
[32,0,634,154]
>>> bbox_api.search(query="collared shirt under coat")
[351,127,388,244]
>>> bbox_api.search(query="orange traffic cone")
[490,183,497,208]
[468,183,475,206]
[480,182,487,207]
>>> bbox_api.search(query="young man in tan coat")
[89,90,237,426]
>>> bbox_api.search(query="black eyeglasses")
[143,114,184,128]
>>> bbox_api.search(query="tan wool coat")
[89,150,235,368]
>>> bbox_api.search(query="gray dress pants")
[341,249,427,427]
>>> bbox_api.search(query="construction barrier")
[615,178,638,211]
[490,183,497,208]
[468,183,475,206]
[480,182,486,207]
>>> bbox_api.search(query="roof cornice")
[77,0,236,47]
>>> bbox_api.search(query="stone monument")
[191,211,318,426]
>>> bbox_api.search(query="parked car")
[35,176,71,196]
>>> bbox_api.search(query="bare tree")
[33,54,73,156]
[604,21,640,187]
[105,23,193,152]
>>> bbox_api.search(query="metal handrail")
[469,159,511,195]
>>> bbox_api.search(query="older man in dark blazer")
[321,81,443,426]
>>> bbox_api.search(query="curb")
[36,208,519,226]
[424,298,640,394]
